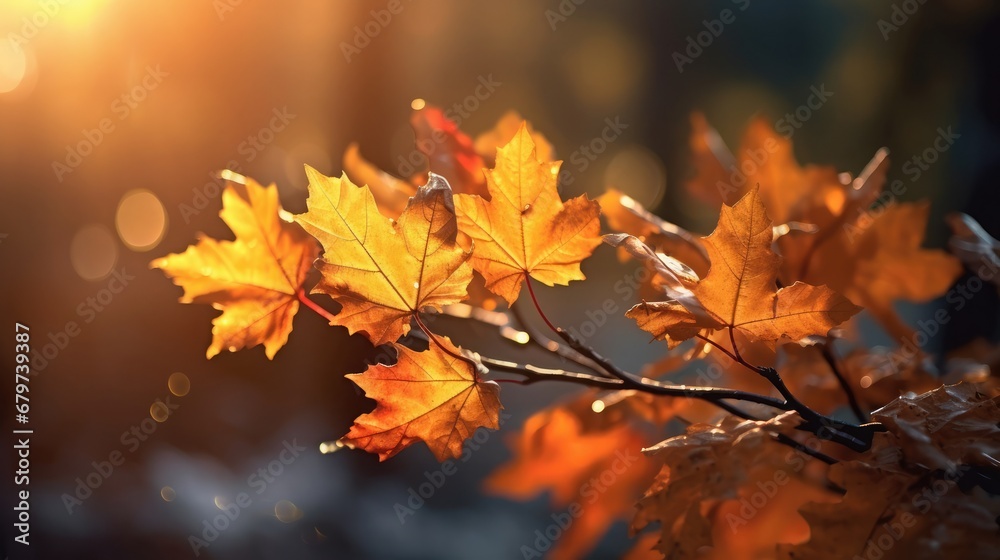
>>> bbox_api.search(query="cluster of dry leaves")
[154,105,1000,559]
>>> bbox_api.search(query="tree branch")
[820,342,867,422]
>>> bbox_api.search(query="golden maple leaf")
[344,336,501,461]
[455,122,602,304]
[151,179,318,359]
[294,168,473,346]
[627,186,861,348]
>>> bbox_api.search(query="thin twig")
[484,355,792,410]
[509,299,609,377]
[773,433,838,465]
[820,343,867,422]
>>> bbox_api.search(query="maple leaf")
[344,336,501,461]
[294,169,473,346]
[782,383,1000,560]
[151,179,318,359]
[342,142,416,217]
[633,412,826,559]
[792,201,962,342]
[627,186,861,348]
[455,123,602,304]
[686,113,846,225]
[485,404,656,560]
[473,109,554,165]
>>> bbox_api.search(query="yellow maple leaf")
[294,168,473,346]
[455,122,601,304]
[151,179,318,359]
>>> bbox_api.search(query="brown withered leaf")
[151,179,318,359]
[295,169,472,346]
[947,211,1000,288]
[781,383,1000,560]
[633,412,815,559]
[344,336,501,461]
[455,123,602,304]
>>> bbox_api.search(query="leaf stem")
[297,290,337,323]
[696,333,740,364]
[412,312,473,365]
[524,272,560,335]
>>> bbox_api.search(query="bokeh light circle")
[115,189,167,251]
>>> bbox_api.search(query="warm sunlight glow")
[0,42,27,94]
[70,224,118,280]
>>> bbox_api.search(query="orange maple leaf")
[294,169,473,346]
[151,179,318,359]
[455,122,602,304]
[344,336,501,461]
[485,405,656,560]
[627,186,861,348]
